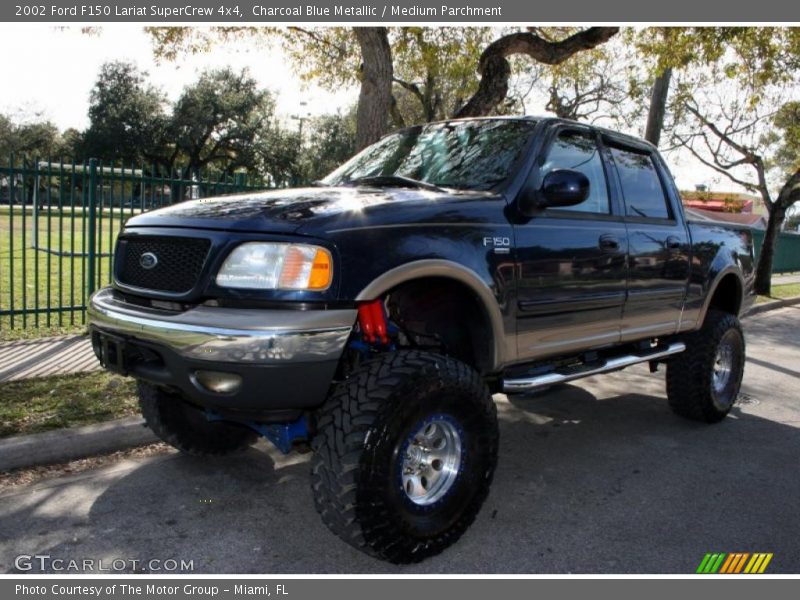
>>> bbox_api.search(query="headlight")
[216,243,333,291]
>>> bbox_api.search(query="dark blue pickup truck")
[89,117,755,563]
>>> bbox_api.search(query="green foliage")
[170,67,275,176]
[302,110,358,181]
[771,102,800,175]
[146,26,495,126]
[253,109,358,187]
[390,27,495,122]
[0,112,78,160]
[634,27,800,89]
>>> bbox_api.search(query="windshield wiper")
[348,174,447,193]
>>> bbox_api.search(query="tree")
[539,37,642,128]
[353,28,393,149]
[634,27,800,146]
[0,112,74,160]
[146,27,618,149]
[302,110,358,182]
[643,67,672,146]
[59,128,85,160]
[169,67,276,178]
[632,28,800,292]
[670,86,800,295]
[82,61,169,164]
[254,108,357,187]
[769,101,800,174]
[148,27,480,148]
[389,28,497,125]
[254,127,304,187]
[454,27,619,118]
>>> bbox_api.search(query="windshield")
[321,119,537,191]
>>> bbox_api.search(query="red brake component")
[357,299,389,345]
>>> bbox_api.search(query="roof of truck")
[416,115,657,152]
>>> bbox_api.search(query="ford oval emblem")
[139,252,158,270]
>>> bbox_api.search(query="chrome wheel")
[713,336,735,394]
[400,417,463,506]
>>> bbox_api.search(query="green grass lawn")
[756,282,800,304]
[0,206,126,336]
[0,371,139,438]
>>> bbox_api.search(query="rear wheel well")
[384,277,494,374]
[706,273,743,318]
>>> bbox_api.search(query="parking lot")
[1,306,799,574]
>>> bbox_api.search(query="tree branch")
[674,132,761,193]
[455,27,619,117]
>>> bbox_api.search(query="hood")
[123,186,501,234]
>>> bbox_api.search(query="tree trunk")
[354,27,393,150]
[455,54,512,118]
[644,67,672,146]
[754,169,800,295]
[389,95,406,128]
[754,204,785,296]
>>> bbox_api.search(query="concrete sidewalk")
[774,273,800,285]
[0,334,100,383]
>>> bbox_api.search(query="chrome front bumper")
[88,287,356,365]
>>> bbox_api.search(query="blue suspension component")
[350,322,399,358]
[206,411,309,455]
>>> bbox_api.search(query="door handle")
[665,236,682,252]
[599,234,620,253]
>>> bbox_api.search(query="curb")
[0,416,158,472]
[744,295,800,317]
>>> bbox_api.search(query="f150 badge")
[483,236,511,254]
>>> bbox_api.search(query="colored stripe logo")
[696,552,773,574]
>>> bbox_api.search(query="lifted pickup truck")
[89,117,755,563]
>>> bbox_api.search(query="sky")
[0,25,754,197]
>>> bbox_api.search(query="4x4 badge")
[139,252,158,270]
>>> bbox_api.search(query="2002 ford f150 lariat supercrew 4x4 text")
[89,117,755,563]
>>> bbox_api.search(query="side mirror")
[518,169,591,215]
[540,169,590,208]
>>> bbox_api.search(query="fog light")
[194,370,242,394]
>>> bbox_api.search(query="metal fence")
[752,229,800,274]
[0,157,269,334]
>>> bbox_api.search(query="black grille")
[117,236,211,294]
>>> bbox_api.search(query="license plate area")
[91,330,128,375]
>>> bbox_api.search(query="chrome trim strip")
[503,342,686,393]
[88,287,355,364]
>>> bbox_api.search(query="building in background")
[681,185,767,229]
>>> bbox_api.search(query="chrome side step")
[502,342,686,394]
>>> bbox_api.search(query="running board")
[502,342,686,394]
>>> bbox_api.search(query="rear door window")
[610,147,672,220]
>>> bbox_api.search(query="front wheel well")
[382,277,495,374]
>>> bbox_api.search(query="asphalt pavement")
[1,306,799,574]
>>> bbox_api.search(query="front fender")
[356,259,511,371]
